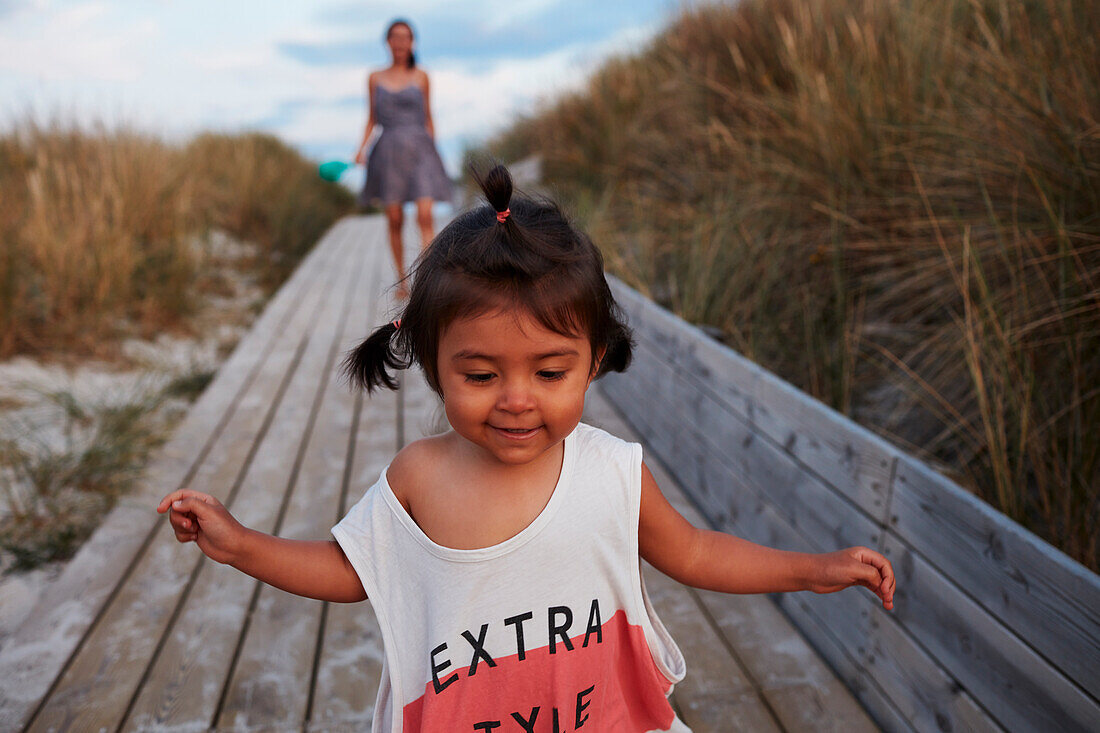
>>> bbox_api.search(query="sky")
[0,0,681,178]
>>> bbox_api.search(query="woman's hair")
[386,19,416,69]
[342,163,634,395]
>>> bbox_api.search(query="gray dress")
[360,84,452,207]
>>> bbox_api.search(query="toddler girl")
[158,164,895,732]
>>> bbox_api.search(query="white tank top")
[333,423,690,732]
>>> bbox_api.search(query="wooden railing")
[598,277,1100,732]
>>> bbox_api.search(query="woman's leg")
[415,198,434,252]
[385,203,407,297]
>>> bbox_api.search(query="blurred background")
[0,0,672,179]
[0,0,1096,603]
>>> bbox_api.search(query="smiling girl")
[158,164,895,732]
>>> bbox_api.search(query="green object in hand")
[319,160,353,182]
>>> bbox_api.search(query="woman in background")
[355,19,451,298]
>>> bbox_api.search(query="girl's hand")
[809,546,896,610]
[157,489,244,566]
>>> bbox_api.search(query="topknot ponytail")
[478,164,513,216]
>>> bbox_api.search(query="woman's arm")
[355,72,379,165]
[158,489,367,603]
[637,463,895,609]
[420,71,435,139]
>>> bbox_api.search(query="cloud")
[0,1,159,82]
[277,0,671,67]
[0,0,670,180]
[0,0,38,19]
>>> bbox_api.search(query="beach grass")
[0,385,173,570]
[0,120,354,570]
[0,120,354,360]
[482,0,1099,569]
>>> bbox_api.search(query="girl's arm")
[157,489,366,603]
[354,73,379,165]
[421,71,435,140]
[637,463,895,609]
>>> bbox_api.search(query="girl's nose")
[496,380,535,413]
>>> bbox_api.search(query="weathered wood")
[890,455,1100,701]
[605,315,1013,733]
[607,345,880,551]
[774,579,1001,733]
[693,588,880,733]
[214,222,383,730]
[610,279,895,523]
[28,225,361,731]
[0,222,342,731]
[601,277,1100,732]
[604,370,998,732]
[883,532,1100,731]
[119,223,370,732]
[307,384,396,730]
[643,565,784,733]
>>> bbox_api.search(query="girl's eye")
[538,370,567,381]
[464,373,494,383]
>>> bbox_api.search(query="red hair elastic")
[496,208,511,223]
[392,319,401,330]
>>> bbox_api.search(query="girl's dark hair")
[342,163,634,395]
[386,19,416,68]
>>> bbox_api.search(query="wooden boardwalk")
[0,216,878,732]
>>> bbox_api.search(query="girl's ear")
[589,346,607,381]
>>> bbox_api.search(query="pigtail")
[598,314,634,376]
[341,321,409,393]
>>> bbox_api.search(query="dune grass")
[0,384,176,570]
[483,0,1099,569]
[0,121,354,360]
[0,120,353,570]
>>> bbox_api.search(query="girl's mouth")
[493,426,541,440]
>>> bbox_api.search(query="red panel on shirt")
[403,609,675,732]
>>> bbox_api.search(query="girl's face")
[436,308,596,468]
[386,24,413,65]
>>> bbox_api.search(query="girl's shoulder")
[385,433,452,508]
[574,422,637,454]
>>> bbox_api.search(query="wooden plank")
[883,532,1100,731]
[595,378,1000,733]
[214,224,384,729]
[891,455,1100,701]
[0,221,345,731]
[28,225,360,731]
[643,565,783,733]
[609,278,897,524]
[606,346,880,551]
[776,587,1002,733]
[693,589,879,733]
[771,598,917,733]
[116,223,367,732]
[307,385,396,730]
